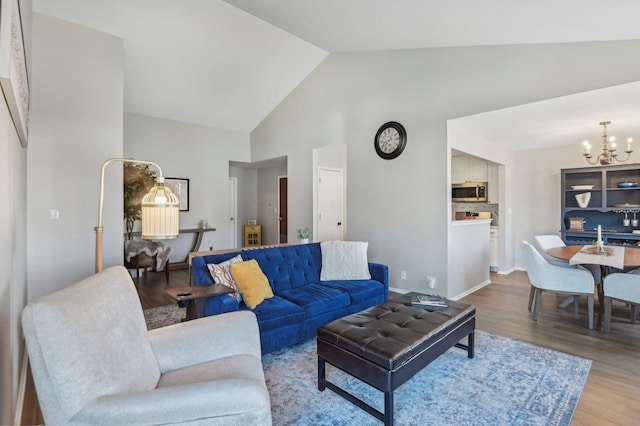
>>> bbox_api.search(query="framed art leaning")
[165,177,189,211]
[0,0,29,147]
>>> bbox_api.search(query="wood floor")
[22,269,640,425]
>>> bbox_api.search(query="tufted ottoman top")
[317,292,476,371]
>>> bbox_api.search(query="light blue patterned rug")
[262,330,591,426]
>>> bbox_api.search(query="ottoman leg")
[468,330,475,359]
[318,356,326,391]
[384,390,394,426]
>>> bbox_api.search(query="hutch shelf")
[561,163,640,247]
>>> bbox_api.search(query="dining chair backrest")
[533,234,571,267]
[521,240,594,293]
[603,273,640,305]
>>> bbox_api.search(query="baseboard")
[14,350,28,426]
[389,286,409,294]
[449,279,492,301]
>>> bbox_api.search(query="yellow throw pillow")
[230,259,274,309]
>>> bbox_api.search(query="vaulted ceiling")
[32,0,640,149]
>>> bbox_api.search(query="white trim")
[449,279,491,301]
[14,350,28,426]
[389,286,408,294]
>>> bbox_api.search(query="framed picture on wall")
[165,177,189,211]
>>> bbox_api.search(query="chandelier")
[583,121,633,165]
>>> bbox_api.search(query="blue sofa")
[191,243,389,355]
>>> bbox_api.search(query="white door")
[317,168,344,241]
[229,178,237,248]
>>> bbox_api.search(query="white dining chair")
[522,240,595,329]
[533,235,573,267]
[602,272,640,332]
[532,234,602,309]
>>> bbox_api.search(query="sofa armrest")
[149,311,262,373]
[191,256,215,285]
[368,262,389,299]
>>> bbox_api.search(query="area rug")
[262,330,591,426]
[143,304,185,330]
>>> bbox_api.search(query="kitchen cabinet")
[452,155,488,184]
[561,164,640,246]
[490,226,499,272]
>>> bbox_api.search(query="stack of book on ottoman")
[411,294,448,308]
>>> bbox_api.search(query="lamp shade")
[141,179,179,239]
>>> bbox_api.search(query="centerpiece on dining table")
[579,225,613,256]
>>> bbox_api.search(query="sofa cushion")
[240,296,306,333]
[231,259,274,309]
[207,254,244,302]
[320,241,371,281]
[278,284,350,318]
[320,279,385,306]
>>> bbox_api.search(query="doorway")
[278,176,288,243]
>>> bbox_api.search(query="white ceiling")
[32,0,640,148]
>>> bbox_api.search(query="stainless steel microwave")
[452,182,487,202]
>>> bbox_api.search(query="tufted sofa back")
[192,243,323,294]
[241,243,321,293]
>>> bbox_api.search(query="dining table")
[546,244,640,330]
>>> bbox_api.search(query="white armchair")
[522,240,595,329]
[22,266,272,425]
[602,272,640,332]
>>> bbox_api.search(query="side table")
[164,284,233,321]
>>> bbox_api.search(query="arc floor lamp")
[95,158,180,273]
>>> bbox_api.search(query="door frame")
[229,177,238,248]
[277,175,288,243]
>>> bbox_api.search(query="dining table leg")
[596,265,608,331]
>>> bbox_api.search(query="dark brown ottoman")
[317,292,476,425]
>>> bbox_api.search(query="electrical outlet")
[427,276,436,289]
[401,271,407,280]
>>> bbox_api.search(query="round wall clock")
[374,121,407,160]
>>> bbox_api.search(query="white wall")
[251,41,640,295]
[125,113,251,256]
[28,14,124,300]
[512,143,591,268]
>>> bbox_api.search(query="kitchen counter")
[448,219,491,299]
[450,218,492,227]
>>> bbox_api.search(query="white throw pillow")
[320,241,371,281]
